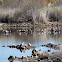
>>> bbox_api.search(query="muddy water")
[0,26,62,62]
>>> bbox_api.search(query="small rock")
[39,56,48,60]
[20,42,26,47]
[20,49,26,53]
[16,45,20,49]
[46,43,54,47]
[32,48,40,56]
[8,44,16,48]
[38,59,41,61]
[8,56,15,62]
[28,43,32,46]
[2,46,5,47]
[48,50,51,52]
[15,56,21,60]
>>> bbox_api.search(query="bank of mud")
[6,42,62,62]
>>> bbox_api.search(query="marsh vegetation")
[0,0,62,25]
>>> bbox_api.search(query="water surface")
[0,26,62,62]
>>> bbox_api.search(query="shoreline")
[0,23,62,27]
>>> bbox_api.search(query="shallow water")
[0,26,62,62]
